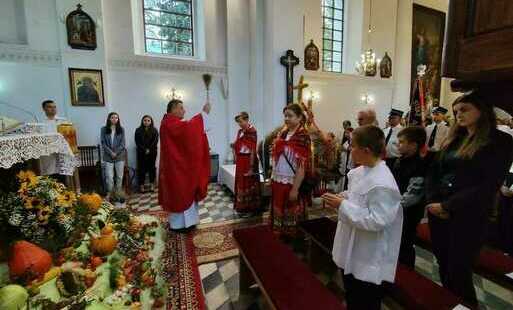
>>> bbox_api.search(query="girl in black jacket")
[425,91,513,308]
[135,115,159,192]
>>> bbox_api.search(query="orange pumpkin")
[101,224,113,235]
[9,241,52,282]
[90,234,117,256]
[79,193,103,213]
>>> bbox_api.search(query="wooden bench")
[299,217,465,310]
[416,223,513,290]
[233,225,346,310]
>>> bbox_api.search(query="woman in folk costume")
[271,103,312,235]
[233,112,261,214]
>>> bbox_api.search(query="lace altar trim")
[0,133,78,175]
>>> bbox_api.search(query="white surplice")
[40,116,67,175]
[332,160,403,285]
[168,111,210,229]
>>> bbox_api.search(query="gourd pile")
[0,172,166,309]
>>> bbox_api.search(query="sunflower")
[18,182,30,197]
[58,191,77,207]
[24,197,42,210]
[37,206,52,225]
[17,170,38,185]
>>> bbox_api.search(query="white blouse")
[272,132,296,184]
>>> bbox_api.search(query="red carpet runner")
[158,214,206,310]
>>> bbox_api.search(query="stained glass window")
[322,0,344,72]
[143,0,194,56]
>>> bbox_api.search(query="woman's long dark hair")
[105,112,123,135]
[138,115,155,130]
[442,91,496,159]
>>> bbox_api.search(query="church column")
[261,0,306,135]
[226,0,251,145]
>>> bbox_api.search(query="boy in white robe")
[322,125,403,310]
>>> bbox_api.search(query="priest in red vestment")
[158,99,211,232]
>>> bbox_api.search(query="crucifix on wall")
[293,75,309,104]
[280,50,300,106]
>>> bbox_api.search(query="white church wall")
[227,0,251,145]
[104,0,230,167]
[300,0,399,132]
[1,0,233,174]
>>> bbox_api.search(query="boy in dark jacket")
[392,126,428,268]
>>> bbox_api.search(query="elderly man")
[356,108,378,127]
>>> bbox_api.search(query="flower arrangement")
[0,171,93,254]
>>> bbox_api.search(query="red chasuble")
[158,113,210,213]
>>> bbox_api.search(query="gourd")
[8,241,52,282]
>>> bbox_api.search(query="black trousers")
[398,204,425,268]
[498,194,513,255]
[342,273,383,310]
[137,153,157,186]
[428,213,482,308]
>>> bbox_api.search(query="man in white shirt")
[40,100,67,181]
[41,100,67,134]
[383,109,403,168]
[425,106,450,151]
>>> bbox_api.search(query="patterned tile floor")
[128,185,513,310]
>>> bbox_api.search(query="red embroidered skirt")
[271,181,306,235]
[234,154,261,212]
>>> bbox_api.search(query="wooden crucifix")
[293,75,309,104]
[280,50,300,105]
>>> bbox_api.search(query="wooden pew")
[416,222,513,290]
[233,225,346,310]
[299,217,466,310]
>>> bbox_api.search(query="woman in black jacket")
[135,115,159,192]
[425,91,513,308]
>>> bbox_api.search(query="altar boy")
[322,125,403,310]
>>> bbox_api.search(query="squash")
[79,193,103,213]
[90,234,117,256]
[0,284,28,310]
[101,223,114,235]
[8,241,52,282]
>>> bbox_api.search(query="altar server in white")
[322,125,403,310]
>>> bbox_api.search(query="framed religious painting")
[66,4,97,50]
[69,68,105,106]
[410,4,445,109]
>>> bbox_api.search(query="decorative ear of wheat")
[202,74,212,90]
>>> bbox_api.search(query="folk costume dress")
[271,127,312,234]
[234,125,261,213]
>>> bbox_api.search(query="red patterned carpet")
[190,217,268,264]
[157,214,206,310]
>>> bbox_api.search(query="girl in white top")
[322,125,403,310]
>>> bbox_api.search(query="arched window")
[322,0,344,72]
[143,0,194,56]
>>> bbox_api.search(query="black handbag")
[282,152,319,194]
